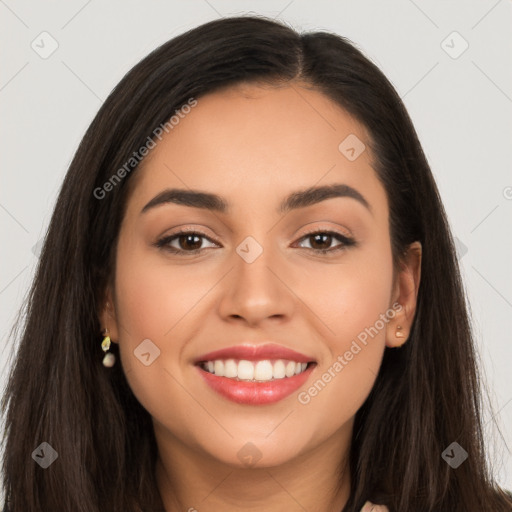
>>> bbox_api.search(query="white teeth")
[224,359,238,378]
[285,361,296,377]
[254,360,273,381]
[237,360,254,380]
[200,358,311,382]
[214,360,224,377]
[273,360,285,379]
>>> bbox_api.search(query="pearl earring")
[395,325,405,338]
[101,328,116,367]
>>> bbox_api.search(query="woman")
[1,15,511,512]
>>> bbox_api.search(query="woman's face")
[103,82,421,469]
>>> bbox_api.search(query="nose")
[216,238,296,328]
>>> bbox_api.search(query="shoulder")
[360,501,389,512]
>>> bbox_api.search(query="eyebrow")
[140,183,372,216]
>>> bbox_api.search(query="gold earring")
[395,325,405,338]
[101,328,116,367]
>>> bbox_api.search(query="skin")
[100,82,421,512]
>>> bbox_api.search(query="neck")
[154,423,352,512]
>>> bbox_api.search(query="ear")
[386,241,422,348]
[99,287,119,344]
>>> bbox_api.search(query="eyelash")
[154,228,357,256]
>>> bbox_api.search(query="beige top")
[361,501,389,511]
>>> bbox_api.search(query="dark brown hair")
[1,15,511,512]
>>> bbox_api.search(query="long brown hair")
[2,15,511,512]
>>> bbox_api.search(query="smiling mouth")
[197,359,317,383]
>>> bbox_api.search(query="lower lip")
[196,364,315,405]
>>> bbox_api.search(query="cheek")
[113,234,212,344]
[297,241,394,353]
[112,236,220,423]
[293,236,394,425]
[111,238,181,408]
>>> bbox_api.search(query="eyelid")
[297,225,353,241]
[157,225,219,242]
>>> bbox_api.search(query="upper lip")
[194,343,316,364]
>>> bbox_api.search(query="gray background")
[1,0,511,493]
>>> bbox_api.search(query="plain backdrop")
[1,0,511,497]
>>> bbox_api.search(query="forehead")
[125,82,386,216]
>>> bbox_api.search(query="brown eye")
[155,231,218,254]
[308,233,335,251]
[176,234,203,251]
[296,230,356,254]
